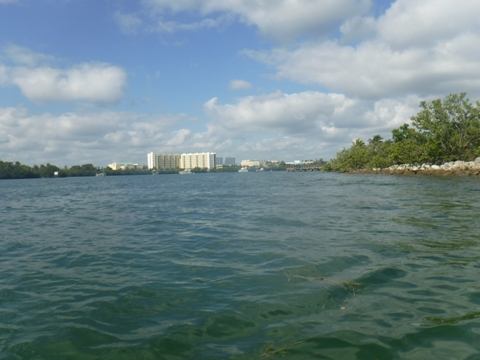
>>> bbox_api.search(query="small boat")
[95,173,106,177]
[179,169,193,175]
[238,167,248,173]
[152,170,159,175]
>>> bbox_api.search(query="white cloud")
[0,106,191,165]
[204,91,365,136]
[243,0,480,99]
[0,46,128,104]
[153,16,230,33]
[220,94,420,160]
[3,63,127,104]
[340,16,376,42]
[203,90,418,156]
[166,128,191,146]
[229,79,252,90]
[115,12,143,34]
[115,8,233,34]
[377,0,480,49]
[3,44,53,67]
[142,0,372,41]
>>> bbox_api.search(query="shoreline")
[348,158,480,176]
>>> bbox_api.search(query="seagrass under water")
[1,172,480,359]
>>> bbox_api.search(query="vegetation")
[324,93,480,172]
[0,161,156,179]
[0,160,292,179]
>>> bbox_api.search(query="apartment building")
[180,152,216,170]
[147,153,181,170]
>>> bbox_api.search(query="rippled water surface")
[2,172,480,359]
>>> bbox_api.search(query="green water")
[1,172,480,359]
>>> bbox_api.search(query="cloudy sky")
[1,0,480,166]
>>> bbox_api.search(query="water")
[1,172,480,359]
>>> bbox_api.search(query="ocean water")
[1,171,480,359]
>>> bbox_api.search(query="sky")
[1,0,480,167]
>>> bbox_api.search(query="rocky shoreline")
[351,158,480,176]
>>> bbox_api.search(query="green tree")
[389,124,427,164]
[411,93,480,162]
[368,134,383,148]
[352,138,365,147]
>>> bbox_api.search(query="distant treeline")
[0,162,156,179]
[324,93,480,172]
[0,161,291,180]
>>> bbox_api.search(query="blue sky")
[1,0,479,166]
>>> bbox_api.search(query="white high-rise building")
[147,153,181,170]
[180,152,216,170]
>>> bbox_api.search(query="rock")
[351,159,480,176]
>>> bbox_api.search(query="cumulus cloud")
[377,0,480,49]
[203,90,418,152]
[243,0,480,99]
[0,106,191,165]
[229,79,252,90]
[0,46,128,104]
[204,91,361,135]
[141,0,371,41]
[2,62,127,104]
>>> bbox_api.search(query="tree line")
[324,93,480,172]
[0,162,156,179]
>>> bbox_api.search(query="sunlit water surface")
[2,172,480,359]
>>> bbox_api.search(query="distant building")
[109,162,144,170]
[147,153,181,170]
[240,160,261,167]
[181,152,216,170]
[216,157,223,166]
[225,157,236,165]
[285,160,314,166]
